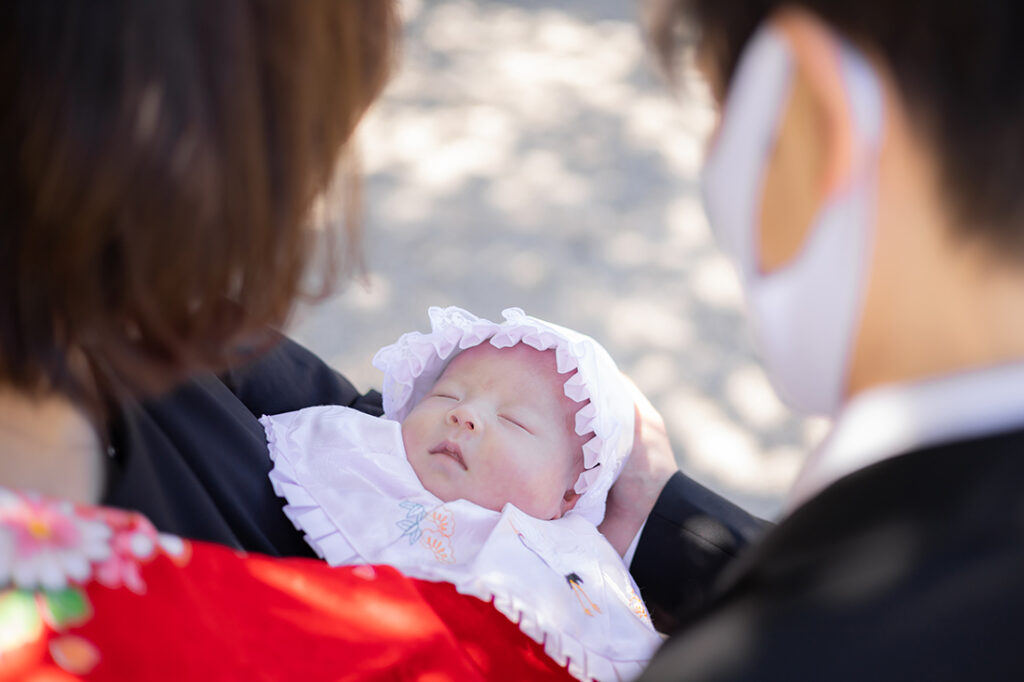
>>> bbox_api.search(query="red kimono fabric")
[0,492,574,681]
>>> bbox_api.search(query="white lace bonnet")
[371,306,635,525]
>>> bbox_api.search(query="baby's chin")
[490,496,564,521]
[420,482,562,520]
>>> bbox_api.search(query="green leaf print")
[40,587,92,629]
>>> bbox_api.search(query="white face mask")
[701,26,884,416]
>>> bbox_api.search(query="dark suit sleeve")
[220,333,383,418]
[631,471,769,632]
[103,333,382,556]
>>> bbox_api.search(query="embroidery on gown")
[396,501,456,564]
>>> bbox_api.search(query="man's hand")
[599,375,679,557]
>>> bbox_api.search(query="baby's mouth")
[429,441,467,470]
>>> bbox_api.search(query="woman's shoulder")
[0,487,194,676]
[0,487,576,681]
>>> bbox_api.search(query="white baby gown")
[262,307,662,682]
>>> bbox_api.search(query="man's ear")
[757,8,863,272]
[556,487,582,518]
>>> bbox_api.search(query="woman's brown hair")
[0,0,398,406]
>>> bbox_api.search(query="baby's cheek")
[400,414,426,452]
[516,477,564,519]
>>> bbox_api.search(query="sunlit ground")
[288,0,829,519]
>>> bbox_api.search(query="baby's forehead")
[440,342,569,403]
[443,341,554,377]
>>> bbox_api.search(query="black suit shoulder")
[640,427,1024,681]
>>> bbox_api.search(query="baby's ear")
[555,488,581,518]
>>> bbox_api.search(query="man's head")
[650,2,1024,402]
[401,342,589,520]
[650,0,1024,256]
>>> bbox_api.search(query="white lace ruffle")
[262,407,659,682]
[372,306,634,525]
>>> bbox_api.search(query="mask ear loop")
[840,42,885,169]
[701,26,794,279]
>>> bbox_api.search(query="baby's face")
[401,342,586,520]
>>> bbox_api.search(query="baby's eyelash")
[500,415,530,432]
[431,393,457,400]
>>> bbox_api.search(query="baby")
[402,340,588,521]
[261,307,660,682]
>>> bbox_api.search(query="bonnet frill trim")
[371,306,635,526]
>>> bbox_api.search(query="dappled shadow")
[289,0,827,519]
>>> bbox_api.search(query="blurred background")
[288,0,829,519]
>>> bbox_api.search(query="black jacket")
[103,334,382,557]
[639,426,1024,681]
[631,471,767,631]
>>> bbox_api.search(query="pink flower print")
[87,507,178,593]
[81,504,158,545]
[157,533,187,560]
[0,492,111,591]
[93,550,147,594]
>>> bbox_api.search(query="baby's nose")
[447,407,476,432]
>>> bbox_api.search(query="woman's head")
[0,0,398,404]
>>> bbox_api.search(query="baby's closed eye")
[499,415,531,433]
